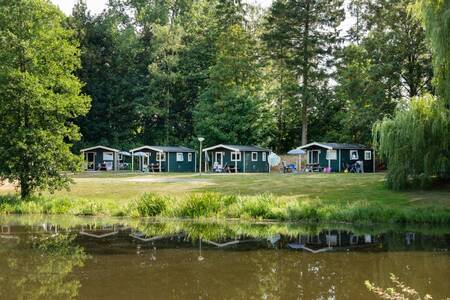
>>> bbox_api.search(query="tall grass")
[0,192,449,225]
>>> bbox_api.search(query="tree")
[0,0,90,198]
[194,24,262,145]
[372,0,449,189]
[262,0,345,145]
[411,0,450,105]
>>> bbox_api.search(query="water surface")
[0,216,449,299]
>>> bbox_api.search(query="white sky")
[51,0,274,15]
[51,0,354,34]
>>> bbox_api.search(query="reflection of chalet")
[129,231,180,242]
[0,225,19,241]
[288,230,380,253]
[79,224,120,239]
[203,236,266,249]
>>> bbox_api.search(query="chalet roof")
[130,145,195,153]
[80,145,119,152]
[298,142,369,150]
[203,144,270,152]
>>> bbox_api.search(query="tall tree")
[0,0,90,198]
[263,0,345,145]
[194,24,262,145]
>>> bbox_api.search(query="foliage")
[373,95,449,189]
[0,0,91,198]
[365,273,432,300]
[132,193,169,217]
[194,24,262,145]
[411,0,450,104]
[262,0,345,145]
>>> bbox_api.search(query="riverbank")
[1,173,449,224]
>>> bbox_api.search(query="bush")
[133,193,169,217]
[176,193,222,218]
[237,194,277,219]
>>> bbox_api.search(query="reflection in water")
[0,217,448,300]
[0,225,88,300]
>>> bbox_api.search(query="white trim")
[203,144,240,152]
[338,149,341,172]
[298,142,333,150]
[103,151,114,161]
[350,150,359,160]
[130,145,164,153]
[81,145,119,153]
[231,152,241,161]
[188,153,193,162]
[364,150,372,160]
[251,152,258,161]
[262,152,267,162]
[176,152,184,162]
[156,152,166,162]
[309,150,320,164]
[214,152,224,167]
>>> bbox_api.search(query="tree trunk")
[301,0,311,146]
[20,177,31,199]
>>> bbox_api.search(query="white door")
[215,152,223,168]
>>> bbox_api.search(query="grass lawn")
[49,172,450,208]
[1,172,449,223]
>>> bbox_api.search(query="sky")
[51,0,354,34]
[51,0,274,15]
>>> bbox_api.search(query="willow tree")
[0,0,90,198]
[373,0,449,189]
[373,95,448,189]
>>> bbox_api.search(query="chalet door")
[215,152,223,167]
[310,150,320,164]
[86,152,95,170]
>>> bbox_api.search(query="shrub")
[176,193,222,218]
[134,193,169,217]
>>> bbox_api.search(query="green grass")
[0,172,449,224]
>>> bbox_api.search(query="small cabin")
[202,144,270,173]
[298,142,375,173]
[80,145,120,171]
[129,146,196,172]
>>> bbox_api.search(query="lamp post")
[198,137,205,175]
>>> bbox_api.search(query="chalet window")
[188,153,193,162]
[231,152,241,161]
[251,152,258,161]
[103,152,114,160]
[364,151,372,160]
[262,152,267,162]
[326,150,337,160]
[176,153,184,162]
[350,150,359,160]
[156,152,166,161]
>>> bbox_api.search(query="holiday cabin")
[80,145,120,171]
[129,146,196,172]
[202,144,270,173]
[297,142,375,173]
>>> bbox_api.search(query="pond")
[0,216,449,300]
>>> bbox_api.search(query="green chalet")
[129,146,196,172]
[298,142,375,173]
[80,145,120,171]
[202,144,271,173]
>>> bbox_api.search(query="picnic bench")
[148,163,165,172]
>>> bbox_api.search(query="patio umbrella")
[287,148,306,171]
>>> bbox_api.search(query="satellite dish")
[268,153,281,166]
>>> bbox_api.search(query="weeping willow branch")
[373,94,449,190]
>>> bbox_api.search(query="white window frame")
[103,152,114,161]
[176,153,184,162]
[262,152,267,162]
[231,152,241,161]
[188,153,193,162]
[326,150,337,160]
[251,152,258,161]
[364,151,372,160]
[156,152,166,161]
[350,150,359,160]
[308,150,320,164]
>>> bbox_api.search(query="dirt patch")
[125,177,212,184]
[0,181,16,193]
